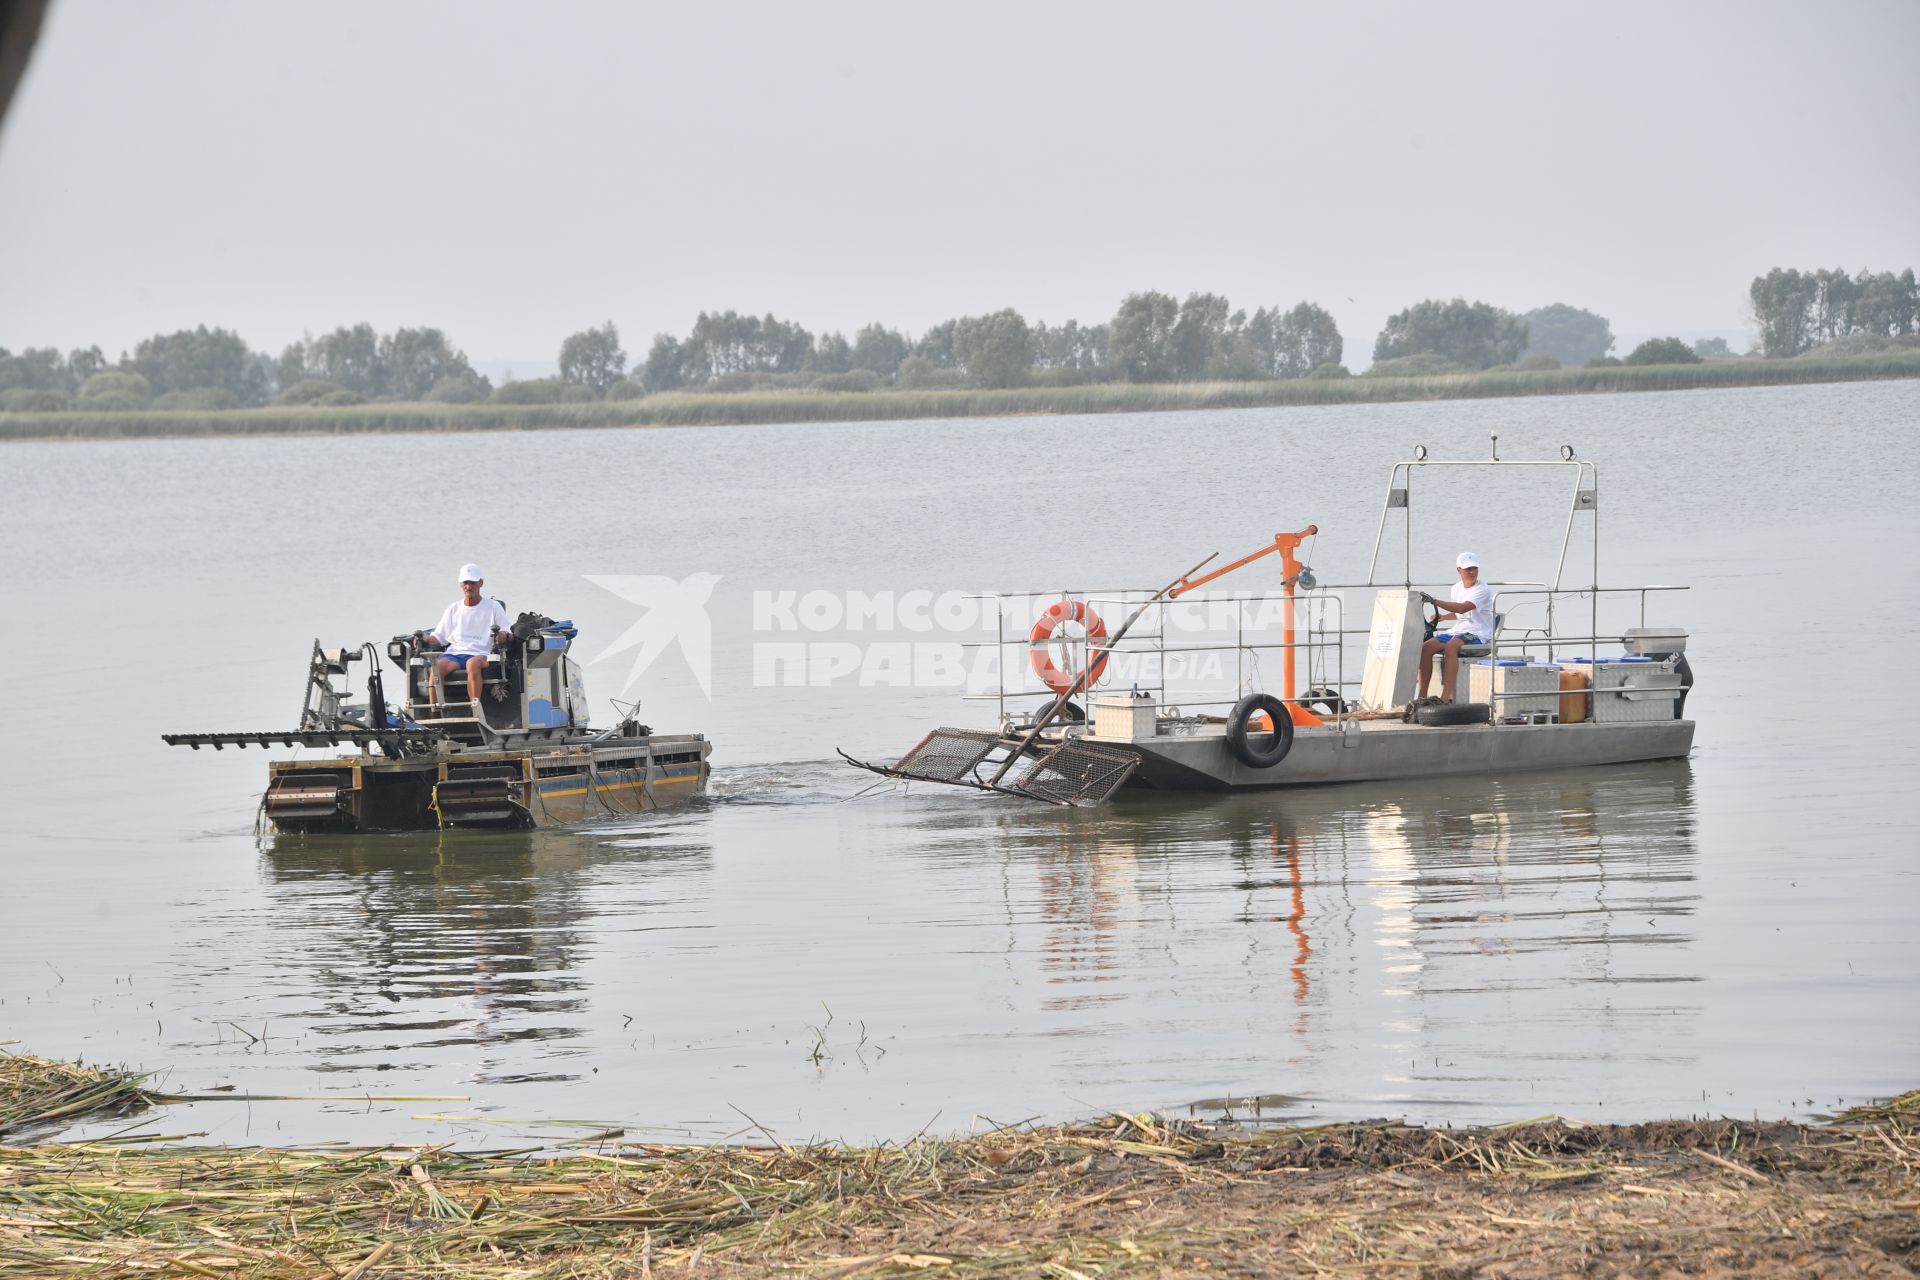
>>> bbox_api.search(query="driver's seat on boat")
[1428,613,1504,702]
[1453,611,1504,659]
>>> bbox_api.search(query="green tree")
[275,339,311,392]
[1692,337,1733,359]
[76,370,152,410]
[559,321,627,395]
[679,311,813,383]
[127,326,269,405]
[382,326,479,400]
[850,323,910,376]
[0,387,72,412]
[67,346,107,385]
[955,308,1033,388]
[303,324,382,395]
[424,374,491,404]
[1623,337,1701,365]
[0,345,72,393]
[806,332,853,374]
[1810,268,1859,343]
[280,378,344,405]
[1851,268,1918,336]
[1749,269,1818,357]
[1522,304,1613,366]
[1031,319,1108,371]
[1272,302,1343,378]
[912,319,961,368]
[1107,291,1180,381]
[638,334,686,392]
[1170,292,1232,379]
[1374,299,1527,370]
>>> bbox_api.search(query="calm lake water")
[2,380,1916,1147]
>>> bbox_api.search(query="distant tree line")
[5,266,1913,413]
[0,323,492,413]
[1748,267,1919,358]
[277,324,490,404]
[632,292,1347,395]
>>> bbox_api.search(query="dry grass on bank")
[1,1051,1915,1277]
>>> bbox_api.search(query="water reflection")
[228,823,712,1081]
[897,762,1701,1117]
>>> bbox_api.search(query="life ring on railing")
[1029,600,1109,694]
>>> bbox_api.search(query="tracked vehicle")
[165,615,709,831]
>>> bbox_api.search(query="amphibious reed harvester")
[845,442,1694,804]
[164,614,709,831]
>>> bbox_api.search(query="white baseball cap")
[459,563,484,583]
[1456,551,1481,570]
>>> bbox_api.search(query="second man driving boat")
[1417,551,1496,704]
[418,563,512,715]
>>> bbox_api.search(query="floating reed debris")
[0,1051,161,1142]
[0,1092,1914,1277]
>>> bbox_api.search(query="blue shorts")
[1439,633,1484,645]
[442,651,488,663]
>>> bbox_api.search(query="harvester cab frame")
[388,618,589,744]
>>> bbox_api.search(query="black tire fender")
[1414,701,1493,727]
[1302,685,1348,717]
[1225,693,1295,768]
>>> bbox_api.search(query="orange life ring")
[1029,600,1109,694]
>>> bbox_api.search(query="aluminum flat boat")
[165,614,709,831]
[846,441,1693,804]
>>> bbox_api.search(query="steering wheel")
[1421,597,1442,641]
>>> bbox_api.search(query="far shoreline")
[4,351,1917,443]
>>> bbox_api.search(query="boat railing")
[959,587,1353,727]
[957,581,1688,728]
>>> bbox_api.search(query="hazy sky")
[3,0,1916,369]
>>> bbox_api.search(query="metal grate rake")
[852,726,1139,805]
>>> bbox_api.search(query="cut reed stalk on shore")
[0,1051,162,1142]
[0,1072,1914,1276]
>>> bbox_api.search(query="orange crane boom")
[1165,524,1322,726]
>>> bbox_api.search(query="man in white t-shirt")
[1416,551,1497,703]
[419,563,512,714]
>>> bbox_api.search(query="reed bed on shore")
[1,1053,1914,1278]
[4,351,1917,442]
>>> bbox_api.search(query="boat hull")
[262,734,709,832]
[1114,719,1695,792]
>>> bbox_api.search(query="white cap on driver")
[459,563,483,583]
[1456,551,1480,569]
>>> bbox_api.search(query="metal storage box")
[1092,693,1158,741]
[1468,660,1563,719]
[1574,657,1683,722]
[1623,627,1688,656]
